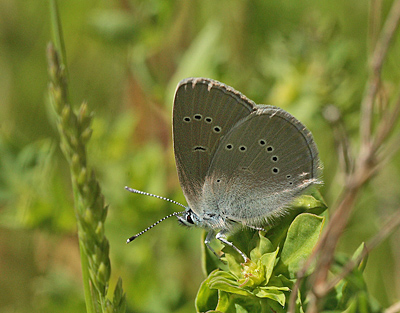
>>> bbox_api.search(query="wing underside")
[173,78,255,208]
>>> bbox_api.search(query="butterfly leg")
[216,230,249,262]
[205,230,223,260]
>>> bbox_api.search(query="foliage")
[195,194,381,313]
[197,210,324,311]
[1,0,400,312]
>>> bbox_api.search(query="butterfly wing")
[173,78,255,209]
[203,105,321,225]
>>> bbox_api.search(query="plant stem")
[289,1,400,311]
[49,0,68,79]
[47,1,125,312]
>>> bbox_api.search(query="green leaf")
[215,292,266,313]
[253,287,288,306]
[351,242,368,272]
[208,271,250,297]
[260,194,326,252]
[225,253,243,278]
[260,248,279,283]
[250,232,275,260]
[267,299,288,313]
[195,274,218,313]
[215,291,235,313]
[290,194,326,211]
[277,213,324,278]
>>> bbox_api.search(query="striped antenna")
[125,186,187,243]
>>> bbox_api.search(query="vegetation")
[1,0,400,312]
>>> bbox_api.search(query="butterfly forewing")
[173,78,255,208]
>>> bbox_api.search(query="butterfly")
[127,77,321,261]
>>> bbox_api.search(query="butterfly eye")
[186,214,194,224]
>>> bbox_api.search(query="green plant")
[40,1,400,312]
[46,1,126,312]
[194,192,383,313]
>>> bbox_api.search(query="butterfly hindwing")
[203,105,321,223]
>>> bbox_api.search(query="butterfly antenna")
[125,186,187,243]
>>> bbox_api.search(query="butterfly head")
[177,208,198,227]
[177,206,233,231]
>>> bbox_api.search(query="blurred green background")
[0,0,400,312]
